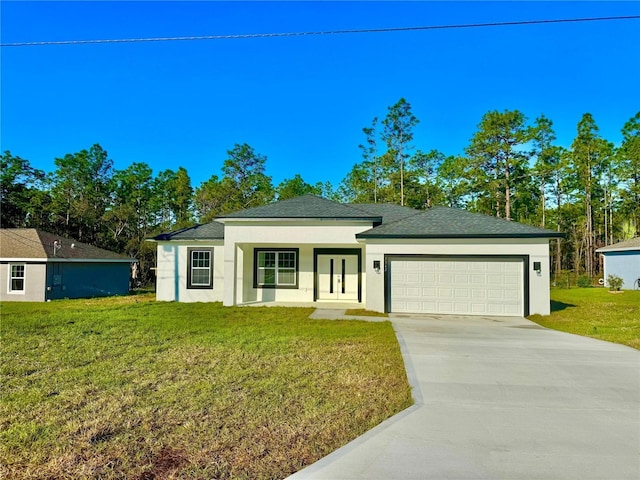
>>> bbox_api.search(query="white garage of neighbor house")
[150,195,562,316]
[596,237,640,290]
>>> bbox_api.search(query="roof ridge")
[342,202,389,216]
[219,194,382,220]
[355,208,427,235]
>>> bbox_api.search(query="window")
[187,248,213,289]
[9,264,25,293]
[254,249,299,288]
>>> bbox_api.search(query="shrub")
[607,274,624,291]
[554,270,576,288]
[577,275,592,288]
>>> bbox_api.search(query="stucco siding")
[0,262,46,302]
[156,242,224,302]
[223,221,372,244]
[223,222,368,306]
[364,238,552,315]
[602,251,640,290]
[234,244,365,304]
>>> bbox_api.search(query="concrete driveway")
[288,315,640,480]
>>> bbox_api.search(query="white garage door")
[390,257,524,316]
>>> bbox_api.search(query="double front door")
[317,254,359,301]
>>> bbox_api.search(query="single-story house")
[0,229,134,302]
[150,195,562,316]
[596,237,640,290]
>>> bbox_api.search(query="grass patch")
[528,288,640,350]
[0,295,412,479]
[344,309,388,318]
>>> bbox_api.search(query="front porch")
[224,242,365,306]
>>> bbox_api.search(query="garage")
[388,256,527,316]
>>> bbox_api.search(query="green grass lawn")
[0,296,412,479]
[528,288,640,350]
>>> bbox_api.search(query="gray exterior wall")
[0,262,47,302]
[45,262,131,300]
[603,251,640,290]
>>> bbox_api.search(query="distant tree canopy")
[2,102,638,282]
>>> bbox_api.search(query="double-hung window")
[9,264,25,293]
[187,248,214,289]
[255,249,298,288]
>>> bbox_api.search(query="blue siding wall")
[604,251,640,290]
[46,262,130,300]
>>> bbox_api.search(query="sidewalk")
[309,308,388,322]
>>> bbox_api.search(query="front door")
[317,254,359,301]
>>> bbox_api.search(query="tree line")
[2,100,638,284]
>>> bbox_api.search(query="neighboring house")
[0,229,133,302]
[150,195,562,316]
[596,238,640,290]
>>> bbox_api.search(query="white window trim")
[8,263,26,294]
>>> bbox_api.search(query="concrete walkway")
[289,314,640,480]
[309,308,387,322]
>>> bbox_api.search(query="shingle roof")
[220,195,380,221]
[596,237,640,253]
[151,221,225,241]
[151,197,563,242]
[349,203,421,225]
[0,229,132,261]
[356,206,564,239]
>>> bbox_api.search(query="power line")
[2,15,639,47]
[3,229,89,252]
[3,229,53,249]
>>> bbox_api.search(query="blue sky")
[2,1,639,189]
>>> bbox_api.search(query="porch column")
[223,241,237,306]
[235,246,244,305]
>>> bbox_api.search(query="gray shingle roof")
[0,229,132,261]
[349,203,421,225]
[596,237,640,252]
[151,197,564,242]
[151,221,225,241]
[220,195,380,221]
[356,207,564,239]
[152,197,407,241]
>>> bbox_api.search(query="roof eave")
[47,258,134,263]
[596,247,640,253]
[0,257,133,262]
[0,257,47,262]
[357,233,565,239]
[218,216,381,222]
[157,237,224,242]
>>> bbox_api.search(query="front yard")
[528,288,640,350]
[1,296,412,479]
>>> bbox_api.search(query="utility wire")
[2,15,639,47]
[3,229,89,252]
[3,229,53,248]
